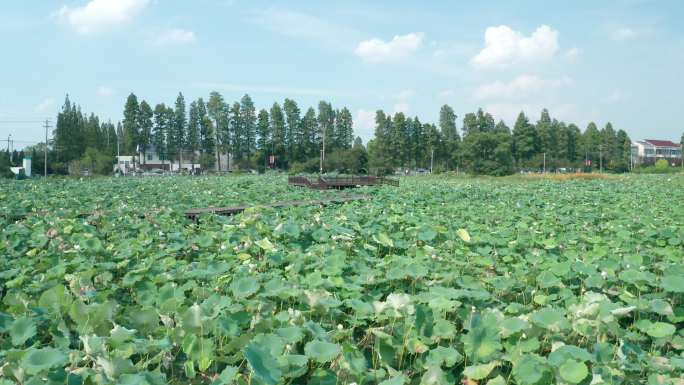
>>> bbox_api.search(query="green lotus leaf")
[230,276,260,299]
[10,316,37,346]
[559,360,589,383]
[463,361,499,380]
[21,348,68,375]
[244,343,282,385]
[304,340,341,363]
[661,275,684,293]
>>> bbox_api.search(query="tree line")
[120,92,356,171]
[27,92,641,176]
[368,106,633,175]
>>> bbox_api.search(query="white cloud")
[96,86,114,97]
[565,47,579,61]
[474,75,572,100]
[354,109,376,142]
[146,28,196,46]
[34,98,56,113]
[438,89,455,98]
[254,8,361,51]
[355,32,424,63]
[472,25,559,68]
[55,0,150,34]
[611,27,637,41]
[394,89,415,100]
[604,89,627,103]
[484,103,577,125]
[393,102,410,114]
[191,82,329,97]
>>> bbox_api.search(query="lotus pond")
[1,174,684,385]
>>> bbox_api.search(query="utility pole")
[320,128,326,174]
[7,134,11,163]
[117,130,120,174]
[430,148,434,174]
[44,120,50,177]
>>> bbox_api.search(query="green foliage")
[2,174,684,384]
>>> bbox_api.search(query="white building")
[631,139,682,165]
[114,145,232,174]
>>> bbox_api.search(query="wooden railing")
[288,175,399,189]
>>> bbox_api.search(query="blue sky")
[1,0,683,147]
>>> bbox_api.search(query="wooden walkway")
[4,195,371,223]
[288,175,399,190]
[184,194,370,221]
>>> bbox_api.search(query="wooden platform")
[288,175,399,190]
[184,194,370,221]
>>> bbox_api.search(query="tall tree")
[334,107,353,150]
[122,93,140,154]
[256,109,270,151]
[187,100,200,170]
[582,122,601,167]
[283,98,301,161]
[54,95,85,163]
[301,108,318,159]
[240,94,256,161]
[172,92,187,170]
[197,98,214,162]
[229,102,242,161]
[207,91,227,170]
[439,105,460,169]
[512,111,538,166]
[317,101,335,157]
[153,103,169,169]
[138,100,153,163]
[269,103,286,167]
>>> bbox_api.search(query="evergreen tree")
[207,91,227,170]
[317,101,335,155]
[582,122,601,167]
[172,92,187,169]
[256,109,270,151]
[138,100,153,163]
[301,108,318,159]
[439,105,460,169]
[54,95,86,163]
[566,123,581,165]
[197,98,214,160]
[494,120,510,135]
[390,112,408,167]
[423,122,441,169]
[122,93,140,154]
[269,103,286,167]
[240,94,256,161]
[335,107,353,150]
[187,100,200,169]
[283,99,301,161]
[512,111,538,166]
[153,103,169,168]
[476,108,495,133]
[462,112,478,136]
[229,102,242,161]
[601,122,618,164]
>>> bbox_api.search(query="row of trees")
[43,92,646,176]
[120,92,355,170]
[368,106,633,175]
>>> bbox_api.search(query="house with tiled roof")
[631,139,682,165]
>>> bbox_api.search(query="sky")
[1,0,683,148]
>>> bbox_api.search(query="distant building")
[114,145,232,174]
[631,139,682,166]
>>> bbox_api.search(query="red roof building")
[631,139,682,165]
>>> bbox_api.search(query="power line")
[0,120,47,123]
